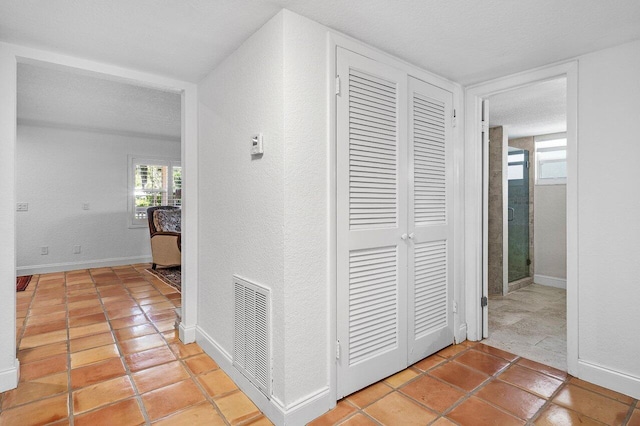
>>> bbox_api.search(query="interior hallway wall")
[577,38,640,393]
[197,10,330,422]
[534,184,566,284]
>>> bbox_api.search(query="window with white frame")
[535,133,566,185]
[129,157,181,226]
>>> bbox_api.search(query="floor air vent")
[233,276,271,397]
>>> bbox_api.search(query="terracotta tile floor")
[1,265,271,425]
[312,345,640,426]
[3,266,639,425]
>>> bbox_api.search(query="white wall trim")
[533,274,567,289]
[326,31,338,409]
[0,45,19,395]
[0,360,19,393]
[455,323,468,344]
[180,83,199,347]
[578,360,640,400]
[178,323,197,343]
[464,60,579,376]
[17,256,153,276]
[196,326,332,425]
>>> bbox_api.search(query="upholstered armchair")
[147,206,181,270]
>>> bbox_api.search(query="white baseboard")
[0,359,20,393]
[16,255,152,275]
[534,274,567,289]
[179,322,196,344]
[195,326,333,426]
[455,323,468,344]
[578,359,640,399]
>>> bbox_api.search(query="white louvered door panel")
[337,48,408,398]
[407,77,454,364]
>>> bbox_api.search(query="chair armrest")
[150,232,181,251]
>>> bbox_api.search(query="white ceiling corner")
[1,0,639,85]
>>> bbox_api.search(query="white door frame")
[464,60,578,375]
[0,42,199,390]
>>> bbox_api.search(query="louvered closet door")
[407,77,454,364]
[336,48,408,398]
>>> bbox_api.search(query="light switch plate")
[251,133,264,155]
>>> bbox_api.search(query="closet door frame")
[328,33,464,406]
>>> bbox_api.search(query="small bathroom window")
[535,133,567,185]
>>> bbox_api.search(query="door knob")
[401,233,408,240]
[409,233,415,239]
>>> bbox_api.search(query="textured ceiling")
[1,1,640,85]
[17,63,181,140]
[489,78,566,139]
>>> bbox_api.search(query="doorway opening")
[482,77,568,371]
[12,58,195,340]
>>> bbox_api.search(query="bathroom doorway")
[482,77,568,371]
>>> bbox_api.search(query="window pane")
[539,160,567,179]
[135,165,167,191]
[536,138,566,149]
[172,166,182,207]
[134,164,170,220]
[538,148,566,161]
[536,139,567,182]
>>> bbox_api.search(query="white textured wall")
[16,125,180,273]
[282,10,329,406]
[578,39,640,380]
[197,10,331,417]
[0,48,18,391]
[197,9,286,402]
[534,184,566,279]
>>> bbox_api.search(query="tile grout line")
[437,352,524,421]
[105,267,154,425]
[130,265,237,425]
[65,270,75,426]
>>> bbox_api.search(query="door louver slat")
[413,241,448,338]
[413,93,446,226]
[349,69,398,230]
[349,246,398,365]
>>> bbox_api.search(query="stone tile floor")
[484,284,567,371]
[2,267,637,425]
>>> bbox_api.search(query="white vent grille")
[413,93,446,226]
[348,246,398,365]
[414,240,448,337]
[233,276,270,397]
[349,69,398,230]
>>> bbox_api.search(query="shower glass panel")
[507,147,529,282]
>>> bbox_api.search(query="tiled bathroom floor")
[2,267,638,425]
[484,284,567,370]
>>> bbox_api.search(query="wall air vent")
[233,276,271,398]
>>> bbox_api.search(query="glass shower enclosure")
[507,147,530,282]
